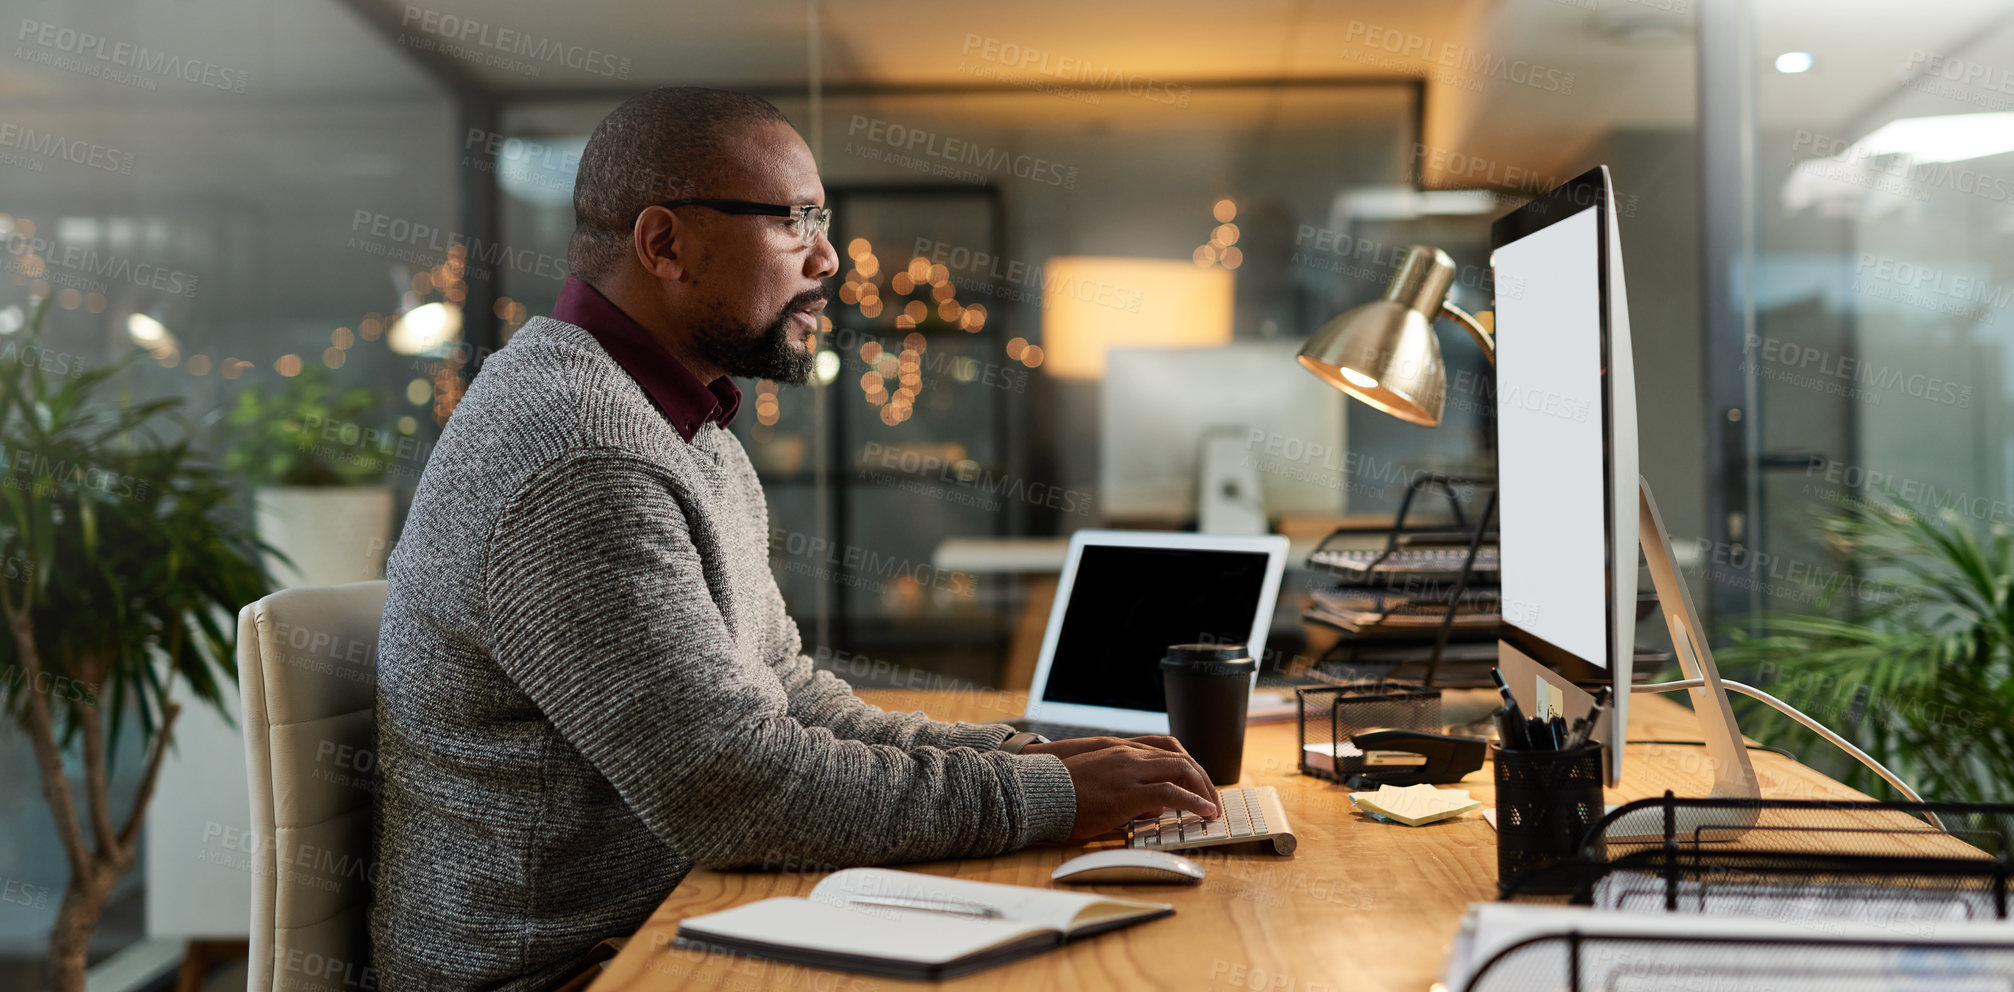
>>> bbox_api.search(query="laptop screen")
[1040,544,1274,714]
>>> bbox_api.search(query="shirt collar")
[550,274,741,443]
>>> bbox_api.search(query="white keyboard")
[1122,785,1298,855]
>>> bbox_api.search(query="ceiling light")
[1854,113,2014,164]
[1775,52,1814,74]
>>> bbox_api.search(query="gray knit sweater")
[369,316,1077,991]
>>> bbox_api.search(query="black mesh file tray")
[1497,794,2014,925]
[1294,681,1440,782]
[1461,930,2014,992]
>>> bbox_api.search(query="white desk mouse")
[1051,849,1205,885]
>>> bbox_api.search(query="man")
[371,87,1221,991]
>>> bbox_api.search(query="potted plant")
[219,364,400,588]
[1716,496,2014,805]
[0,295,271,989]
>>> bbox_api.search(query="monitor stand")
[1197,427,1269,535]
[1620,477,1939,839]
[1634,477,1760,802]
[1586,479,1762,844]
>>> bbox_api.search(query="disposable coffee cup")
[1159,643,1256,785]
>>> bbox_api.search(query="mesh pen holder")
[1296,682,1441,782]
[1493,741,1604,895]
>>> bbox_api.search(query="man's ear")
[631,205,686,282]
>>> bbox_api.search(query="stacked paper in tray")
[1348,783,1483,826]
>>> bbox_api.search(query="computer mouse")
[1051,849,1206,885]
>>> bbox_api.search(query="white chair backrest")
[237,580,387,992]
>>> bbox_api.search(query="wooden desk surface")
[589,691,1886,992]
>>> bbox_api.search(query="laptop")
[1011,530,1290,740]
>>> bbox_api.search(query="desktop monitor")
[1488,166,1639,787]
[1100,341,1348,525]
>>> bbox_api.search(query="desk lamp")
[1294,245,1493,424]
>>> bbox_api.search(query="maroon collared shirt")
[549,274,741,443]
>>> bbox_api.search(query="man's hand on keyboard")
[1023,736,1219,809]
[1051,745,1221,844]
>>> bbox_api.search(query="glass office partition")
[1741,3,2014,614]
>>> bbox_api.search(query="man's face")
[676,120,838,384]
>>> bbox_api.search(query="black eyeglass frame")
[654,197,832,246]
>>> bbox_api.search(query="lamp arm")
[1439,301,1495,365]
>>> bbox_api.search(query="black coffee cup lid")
[1163,643,1251,663]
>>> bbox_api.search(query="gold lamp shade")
[1295,245,1494,428]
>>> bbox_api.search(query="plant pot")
[253,484,395,589]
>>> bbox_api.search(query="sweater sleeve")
[483,449,1076,869]
[765,621,1022,752]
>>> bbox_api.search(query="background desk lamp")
[1295,245,1494,424]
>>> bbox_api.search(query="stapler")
[1342,729,1488,787]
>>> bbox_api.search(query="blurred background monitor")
[1100,341,1348,527]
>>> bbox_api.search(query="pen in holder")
[1492,740,1604,895]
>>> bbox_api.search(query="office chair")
[237,580,386,992]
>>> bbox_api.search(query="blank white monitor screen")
[1492,206,1608,668]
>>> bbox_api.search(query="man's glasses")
[656,198,833,248]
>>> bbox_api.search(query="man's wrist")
[999,731,1050,754]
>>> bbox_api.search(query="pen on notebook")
[847,896,1002,920]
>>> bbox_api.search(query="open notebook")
[673,867,1174,980]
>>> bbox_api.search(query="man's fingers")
[1121,737,1219,802]
[1130,750,1220,808]
[1144,783,1218,819]
[1127,735,1189,754]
